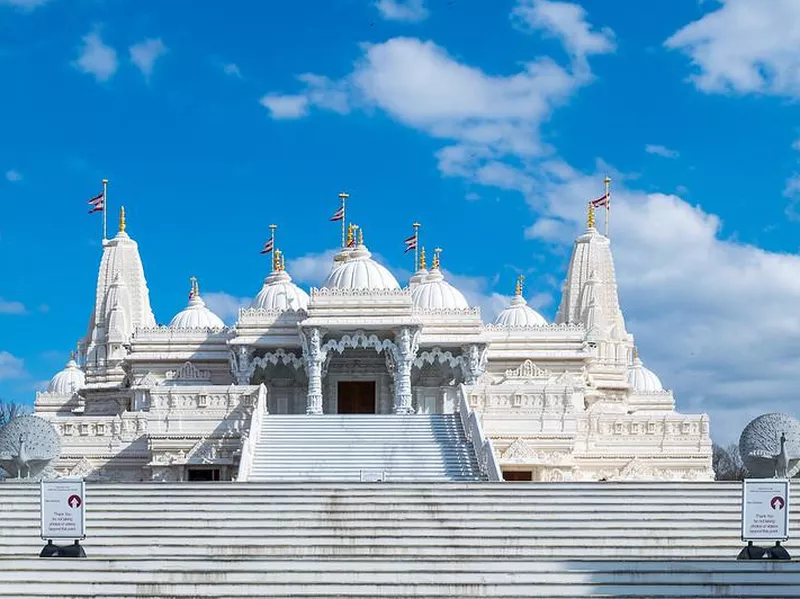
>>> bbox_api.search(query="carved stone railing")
[457,384,502,482]
[236,384,267,482]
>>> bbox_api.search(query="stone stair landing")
[248,414,484,482]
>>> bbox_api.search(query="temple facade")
[33,206,713,483]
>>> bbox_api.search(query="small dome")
[323,245,400,290]
[251,269,310,312]
[628,353,664,392]
[495,295,548,326]
[169,278,225,329]
[412,269,469,310]
[47,358,85,394]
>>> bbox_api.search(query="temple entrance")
[337,381,376,414]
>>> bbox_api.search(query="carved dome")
[494,295,547,326]
[628,353,664,392]
[47,358,85,394]
[739,413,800,478]
[412,268,469,310]
[323,245,400,290]
[251,269,309,312]
[169,279,225,329]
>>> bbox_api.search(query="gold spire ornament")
[515,275,525,296]
[358,226,364,246]
[346,223,355,248]
[274,249,283,272]
[419,246,427,270]
[119,206,126,233]
[189,276,199,299]
[587,202,595,230]
[432,247,442,270]
[632,346,639,360]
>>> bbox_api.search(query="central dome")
[412,269,469,310]
[252,269,310,311]
[47,357,85,394]
[169,278,225,329]
[628,351,664,392]
[323,245,400,290]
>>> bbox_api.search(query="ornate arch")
[321,330,396,355]
[413,347,464,370]
[251,349,305,371]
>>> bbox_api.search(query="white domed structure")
[252,267,310,312]
[494,277,547,327]
[412,268,469,310]
[628,350,664,392]
[169,278,225,329]
[47,357,85,394]
[323,242,400,291]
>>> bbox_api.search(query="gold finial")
[515,275,525,296]
[274,249,283,272]
[587,202,595,229]
[338,191,350,201]
[419,246,427,270]
[119,206,126,233]
[632,346,639,360]
[189,276,198,299]
[280,252,286,271]
[358,226,364,246]
[432,247,442,269]
[347,223,355,247]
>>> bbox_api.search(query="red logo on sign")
[67,494,82,509]
[771,496,785,510]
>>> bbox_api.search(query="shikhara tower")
[34,199,712,483]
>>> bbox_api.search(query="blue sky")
[2,0,800,443]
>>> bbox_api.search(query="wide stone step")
[1,559,799,598]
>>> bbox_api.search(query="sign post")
[39,479,87,558]
[739,478,790,560]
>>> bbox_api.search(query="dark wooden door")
[337,381,376,414]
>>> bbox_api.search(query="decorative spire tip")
[515,275,525,297]
[419,246,427,270]
[432,247,442,270]
[119,206,126,233]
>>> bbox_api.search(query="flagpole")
[269,224,277,270]
[338,192,349,248]
[604,176,611,238]
[102,179,108,241]
[412,222,420,271]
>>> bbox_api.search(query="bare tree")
[712,442,747,481]
[0,400,30,428]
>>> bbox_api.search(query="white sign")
[359,469,387,482]
[741,479,790,542]
[40,480,85,540]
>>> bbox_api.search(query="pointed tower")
[555,201,631,376]
[84,207,156,385]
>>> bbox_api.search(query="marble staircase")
[0,482,799,597]
[247,414,485,481]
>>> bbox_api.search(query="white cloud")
[0,298,26,314]
[203,292,250,324]
[665,0,800,96]
[129,38,167,80]
[512,0,615,61]
[259,94,310,119]
[0,351,26,380]
[223,63,242,78]
[525,161,800,443]
[5,170,21,182]
[287,249,339,286]
[0,0,51,9]
[73,32,118,82]
[645,144,679,159]
[375,0,429,23]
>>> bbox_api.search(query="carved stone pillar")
[300,328,326,415]
[230,346,254,385]
[461,344,488,385]
[390,327,419,414]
